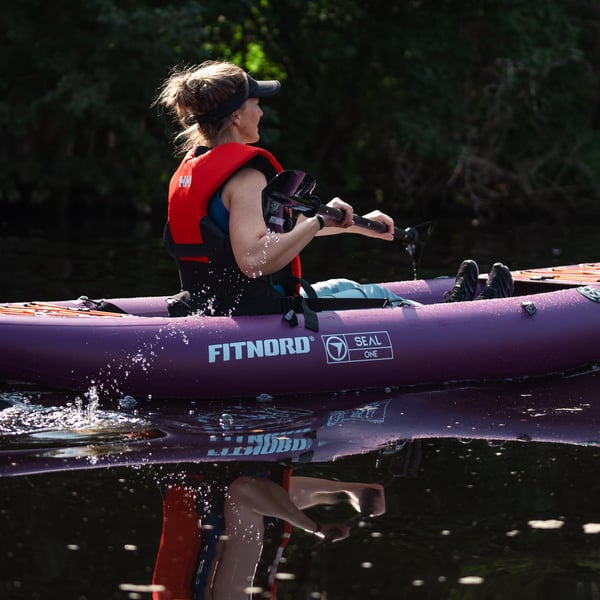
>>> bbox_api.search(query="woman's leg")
[307,278,419,305]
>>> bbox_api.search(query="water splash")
[0,386,148,442]
[87,321,195,398]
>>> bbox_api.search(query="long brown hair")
[154,60,247,153]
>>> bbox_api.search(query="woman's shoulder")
[227,164,269,187]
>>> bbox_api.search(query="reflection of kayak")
[2,370,600,476]
[1,264,600,399]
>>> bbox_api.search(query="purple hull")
[1,273,600,399]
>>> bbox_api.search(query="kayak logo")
[208,336,312,363]
[322,331,393,364]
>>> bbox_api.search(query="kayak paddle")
[263,169,425,244]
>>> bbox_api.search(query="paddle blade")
[403,221,435,266]
[262,170,317,205]
[262,170,320,232]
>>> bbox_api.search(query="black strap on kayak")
[294,279,319,332]
[304,296,391,311]
[281,296,319,332]
[166,290,195,317]
[280,293,391,333]
[83,298,129,314]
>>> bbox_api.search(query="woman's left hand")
[346,483,386,516]
[317,203,395,241]
[357,210,395,241]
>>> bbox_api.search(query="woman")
[155,60,402,317]
[155,60,513,317]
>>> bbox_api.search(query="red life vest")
[152,481,203,600]
[152,466,292,600]
[167,142,302,280]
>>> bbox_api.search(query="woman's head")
[155,60,280,151]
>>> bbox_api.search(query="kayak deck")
[510,263,600,286]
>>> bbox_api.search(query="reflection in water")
[1,371,600,598]
[152,469,385,599]
[3,369,600,476]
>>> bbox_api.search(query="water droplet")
[486,439,504,448]
[119,396,137,410]
[219,413,234,429]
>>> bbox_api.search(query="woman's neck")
[214,129,245,146]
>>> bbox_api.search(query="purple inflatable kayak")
[1,264,600,399]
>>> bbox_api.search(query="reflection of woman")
[152,468,385,599]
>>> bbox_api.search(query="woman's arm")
[224,168,326,277]
[289,476,386,516]
[224,168,394,278]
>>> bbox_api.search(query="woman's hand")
[320,197,355,229]
[317,202,395,241]
[356,210,395,241]
[319,522,351,542]
[346,483,386,517]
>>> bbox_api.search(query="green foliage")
[1,0,599,221]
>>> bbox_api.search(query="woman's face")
[236,98,263,143]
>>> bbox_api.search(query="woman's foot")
[476,263,514,299]
[445,259,479,302]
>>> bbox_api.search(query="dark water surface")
[1,214,600,599]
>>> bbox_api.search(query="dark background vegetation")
[2,0,600,226]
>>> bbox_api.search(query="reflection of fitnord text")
[207,428,313,457]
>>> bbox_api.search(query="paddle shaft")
[269,191,418,243]
[317,203,418,243]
